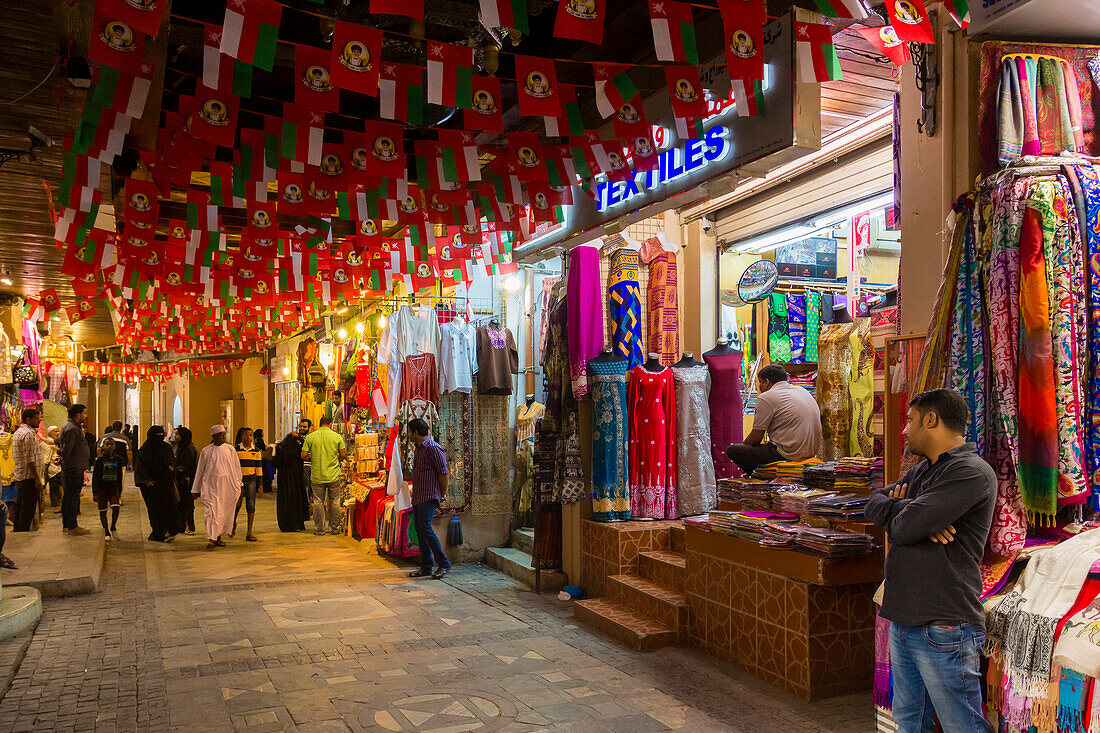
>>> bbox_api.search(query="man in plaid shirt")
[407,419,452,579]
[11,407,42,531]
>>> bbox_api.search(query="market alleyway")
[0,481,873,733]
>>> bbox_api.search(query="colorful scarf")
[947,200,987,453]
[873,613,892,710]
[646,251,680,367]
[915,200,966,396]
[848,317,874,458]
[1018,57,1042,157]
[566,246,605,400]
[786,293,806,363]
[768,293,791,362]
[1018,200,1059,522]
[998,60,1024,164]
[1070,166,1100,508]
[805,291,821,362]
[608,248,643,369]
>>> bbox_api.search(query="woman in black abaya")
[134,426,183,542]
[275,430,310,531]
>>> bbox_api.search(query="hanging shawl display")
[946,197,988,453]
[1071,165,1100,508]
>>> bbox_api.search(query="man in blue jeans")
[866,389,996,732]
[406,419,451,580]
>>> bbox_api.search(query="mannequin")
[489,317,501,327]
[870,286,898,311]
[525,393,536,409]
[591,347,623,363]
[832,302,853,324]
[704,338,739,357]
[672,351,704,368]
[643,352,663,372]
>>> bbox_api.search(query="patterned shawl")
[998,60,1024,165]
[786,293,806,364]
[767,293,791,362]
[805,291,822,362]
[947,201,987,453]
[1068,165,1100,508]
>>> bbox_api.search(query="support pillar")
[679,215,718,354]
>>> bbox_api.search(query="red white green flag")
[514,55,560,117]
[810,0,868,19]
[857,26,912,67]
[88,4,147,74]
[370,0,423,21]
[437,130,481,183]
[426,41,474,110]
[731,79,765,117]
[554,0,605,44]
[593,63,637,119]
[203,24,253,98]
[89,62,153,119]
[330,21,383,96]
[942,0,970,29]
[543,83,584,138]
[480,0,529,34]
[98,0,166,38]
[649,0,698,64]
[220,0,283,72]
[379,62,424,124]
[664,65,706,118]
[794,22,843,83]
[718,0,765,81]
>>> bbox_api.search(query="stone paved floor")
[0,479,875,732]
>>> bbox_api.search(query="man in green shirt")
[301,416,347,535]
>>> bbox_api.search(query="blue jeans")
[889,622,991,733]
[414,500,449,573]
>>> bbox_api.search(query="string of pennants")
[79,358,248,381]
[57,0,963,356]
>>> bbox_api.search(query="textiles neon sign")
[596,125,732,212]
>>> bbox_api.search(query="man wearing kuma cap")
[191,425,242,550]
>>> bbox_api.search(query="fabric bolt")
[785,293,807,364]
[438,318,477,394]
[848,317,874,458]
[816,322,855,461]
[705,351,744,480]
[608,248,644,368]
[1072,166,1100,506]
[566,246,605,399]
[590,358,630,521]
[768,293,792,363]
[399,353,439,405]
[805,291,822,362]
[647,251,680,367]
[476,324,518,395]
[947,206,987,455]
[628,366,677,519]
[672,365,716,517]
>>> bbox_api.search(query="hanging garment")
[513,401,544,528]
[438,318,477,394]
[673,365,716,517]
[566,246,605,399]
[1018,57,1041,157]
[476,324,518,395]
[472,394,513,515]
[848,317,874,458]
[816,322,855,461]
[1071,166,1100,506]
[398,353,438,406]
[768,293,792,362]
[381,304,441,423]
[805,291,821,362]
[947,205,987,454]
[537,276,560,365]
[608,248,643,369]
[628,366,677,519]
[590,358,630,521]
[786,293,807,364]
[705,350,744,480]
[1036,59,1071,155]
[997,58,1024,165]
[646,251,680,367]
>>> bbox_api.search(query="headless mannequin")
[643,352,663,372]
[704,338,739,357]
[488,317,501,328]
[525,393,535,409]
[870,286,898,311]
[832,303,854,324]
[591,347,622,363]
[672,351,703,368]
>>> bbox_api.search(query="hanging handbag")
[13,362,38,389]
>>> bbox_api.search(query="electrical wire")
[0,64,56,105]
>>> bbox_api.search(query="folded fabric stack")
[752,463,777,480]
[835,457,877,493]
[807,492,868,521]
[707,511,798,542]
[760,520,807,549]
[789,370,817,397]
[870,457,885,490]
[717,479,775,508]
[772,487,834,516]
[802,462,837,491]
[754,458,823,483]
[794,526,876,558]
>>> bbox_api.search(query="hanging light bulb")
[355,321,365,334]
[378,313,387,328]
[282,366,290,377]
[503,274,521,292]
[338,328,347,339]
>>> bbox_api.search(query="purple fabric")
[567,246,605,400]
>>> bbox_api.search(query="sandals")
[214,539,227,547]
[205,541,218,551]
[0,554,16,569]
[245,535,257,542]
[407,569,433,578]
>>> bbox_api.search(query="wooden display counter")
[684,524,882,700]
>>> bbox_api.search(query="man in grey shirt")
[726,363,822,475]
[865,388,995,733]
[57,404,92,535]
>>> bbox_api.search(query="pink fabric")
[705,351,745,480]
[19,319,42,405]
[566,246,605,400]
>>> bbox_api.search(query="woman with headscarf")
[275,428,310,531]
[173,427,199,535]
[134,426,181,542]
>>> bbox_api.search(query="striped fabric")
[237,445,262,477]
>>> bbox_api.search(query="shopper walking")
[134,426,181,543]
[42,425,62,510]
[92,438,124,540]
[101,421,132,470]
[233,427,262,541]
[301,416,346,535]
[298,418,313,496]
[866,389,996,733]
[275,428,310,532]
[11,408,42,532]
[57,404,91,536]
[254,429,274,495]
[192,425,242,550]
[407,419,452,579]
[173,427,198,535]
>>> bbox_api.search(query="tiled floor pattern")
[0,479,875,731]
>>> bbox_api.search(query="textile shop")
[874,32,1100,733]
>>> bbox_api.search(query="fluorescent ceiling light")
[809,192,895,228]
[734,225,819,254]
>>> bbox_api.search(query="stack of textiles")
[717,479,778,509]
[760,520,807,549]
[789,370,817,396]
[794,526,875,557]
[835,457,878,493]
[707,510,797,542]
[803,462,837,491]
[753,458,823,483]
[807,492,868,521]
[773,487,834,516]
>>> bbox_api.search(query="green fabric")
[806,291,821,362]
[767,293,791,362]
[302,427,346,483]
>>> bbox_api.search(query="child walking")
[93,438,125,540]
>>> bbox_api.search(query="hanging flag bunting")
[731,79,765,117]
[361,120,405,178]
[514,55,561,118]
[39,288,61,314]
[203,24,253,98]
[649,0,698,64]
[72,104,133,162]
[612,97,647,141]
[885,0,935,44]
[505,132,549,183]
[593,63,638,119]
[464,75,504,132]
[480,0,529,34]
[220,0,283,72]
[98,0,166,38]
[794,22,843,83]
[718,0,765,82]
[294,44,340,113]
[123,178,159,228]
[67,298,97,324]
[281,105,326,166]
[89,62,153,119]
[278,171,307,214]
[543,83,584,138]
[182,90,239,148]
[330,21,383,97]
[379,62,424,124]
[664,65,706,118]
[369,0,423,20]
[942,0,970,29]
[437,130,481,183]
[247,199,278,240]
[89,5,147,74]
[810,0,869,20]
[857,26,912,66]
[185,189,220,231]
[207,161,241,208]
[426,41,474,110]
[554,0,605,44]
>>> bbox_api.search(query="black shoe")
[214,539,226,547]
[408,569,433,578]
[432,565,451,579]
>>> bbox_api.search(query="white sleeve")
[192,448,208,495]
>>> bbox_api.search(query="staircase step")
[0,586,42,641]
[606,574,687,633]
[485,546,567,593]
[638,550,687,592]
[669,524,687,553]
[574,598,678,652]
[511,527,535,556]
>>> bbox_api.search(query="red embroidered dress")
[628,366,678,518]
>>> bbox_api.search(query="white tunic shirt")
[438,318,477,394]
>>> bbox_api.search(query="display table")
[684,524,882,700]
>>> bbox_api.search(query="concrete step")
[669,524,687,554]
[485,546,567,593]
[574,598,678,652]
[638,550,687,592]
[606,574,687,634]
[511,527,535,556]
[0,586,42,641]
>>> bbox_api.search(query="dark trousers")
[414,500,450,572]
[177,480,195,532]
[12,478,38,531]
[61,468,83,530]
[725,443,784,476]
[48,473,63,507]
[0,504,6,553]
